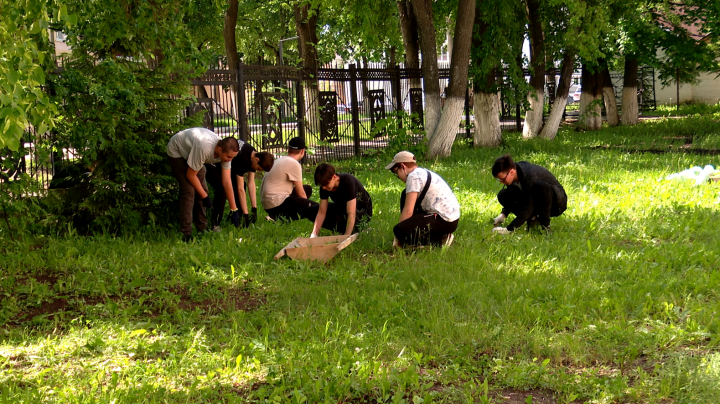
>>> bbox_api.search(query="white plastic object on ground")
[492,227,511,235]
[664,165,715,186]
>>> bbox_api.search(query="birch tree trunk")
[601,62,619,127]
[620,57,638,126]
[539,51,575,140]
[522,0,545,139]
[397,0,421,88]
[410,0,441,137]
[425,0,475,158]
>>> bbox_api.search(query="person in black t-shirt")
[306,163,372,236]
[205,140,274,228]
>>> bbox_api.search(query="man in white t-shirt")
[260,137,318,221]
[386,151,460,247]
[167,127,241,241]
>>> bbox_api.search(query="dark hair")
[491,154,516,177]
[218,137,240,153]
[256,152,274,172]
[314,163,336,186]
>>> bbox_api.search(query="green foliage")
[370,111,428,157]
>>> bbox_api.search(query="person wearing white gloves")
[491,154,567,234]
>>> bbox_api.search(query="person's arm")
[293,180,307,199]
[221,168,238,210]
[399,192,418,223]
[311,199,328,237]
[247,172,257,209]
[344,198,357,235]
[186,167,208,198]
[235,174,248,214]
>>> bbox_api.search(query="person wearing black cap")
[490,154,567,234]
[260,137,318,221]
[204,140,275,229]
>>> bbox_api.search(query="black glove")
[243,213,250,227]
[249,207,258,224]
[229,210,240,227]
[202,196,213,208]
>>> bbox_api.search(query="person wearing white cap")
[385,151,460,247]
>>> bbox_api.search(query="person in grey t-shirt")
[166,127,241,241]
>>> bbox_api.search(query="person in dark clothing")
[205,141,274,229]
[306,163,373,236]
[491,154,567,233]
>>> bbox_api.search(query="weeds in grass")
[1,113,720,403]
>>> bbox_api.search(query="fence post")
[349,64,361,157]
[465,85,470,138]
[237,60,248,142]
[393,65,403,124]
[296,69,306,143]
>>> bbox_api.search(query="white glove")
[493,213,507,225]
[492,226,510,235]
[310,233,318,238]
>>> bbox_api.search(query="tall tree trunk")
[578,64,602,130]
[620,57,638,125]
[473,67,501,147]
[446,18,454,64]
[600,60,618,127]
[410,0,441,137]
[522,0,545,139]
[294,3,320,135]
[426,0,475,158]
[539,51,575,140]
[397,0,421,88]
[389,46,396,67]
[223,0,241,133]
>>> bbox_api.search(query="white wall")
[690,72,720,104]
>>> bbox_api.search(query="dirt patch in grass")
[493,388,560,403]
[173,286,266,313]
[587,145,720,155]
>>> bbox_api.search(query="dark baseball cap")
[288,137,306,150]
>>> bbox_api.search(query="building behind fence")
[1,60,655,188]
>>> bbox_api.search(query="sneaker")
[442,233,455,247]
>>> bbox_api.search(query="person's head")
[385,151,418,183]
[215,137,240,162]
[251,151,274,172]
[314,163,340,191]
[287,137,306,159]
[492,154,517,186]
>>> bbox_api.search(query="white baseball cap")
[385,151,416,170]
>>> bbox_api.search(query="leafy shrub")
[370,111,428,157]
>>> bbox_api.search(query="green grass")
[2,114,720,403]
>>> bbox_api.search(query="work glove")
[249,207,258,224]
[492,226,511,235]
[229,209,240,227]
[310,233,318,238]
[493,213,507,226]
[243,213,251,228]
[202,196,213,208]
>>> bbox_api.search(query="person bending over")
[307,163,373,237]
[386,151,460,247]
[491,154,567,234]
[166,127,240,241]
[205,141,274,229]
[260,137,318,221]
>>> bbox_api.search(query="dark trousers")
[305,199,373,234]
[498,182,566,230]
[204,163,246,227]
[168,156,208,236]
[265,185,318,222]
[393,192,458,246]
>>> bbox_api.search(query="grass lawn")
[1,113,720,403]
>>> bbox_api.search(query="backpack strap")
[413,170,432,214]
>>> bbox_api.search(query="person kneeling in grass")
[260,137,318,222]
[386,151,460,248]
[491,154,567,234]
[307,163,373,237]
